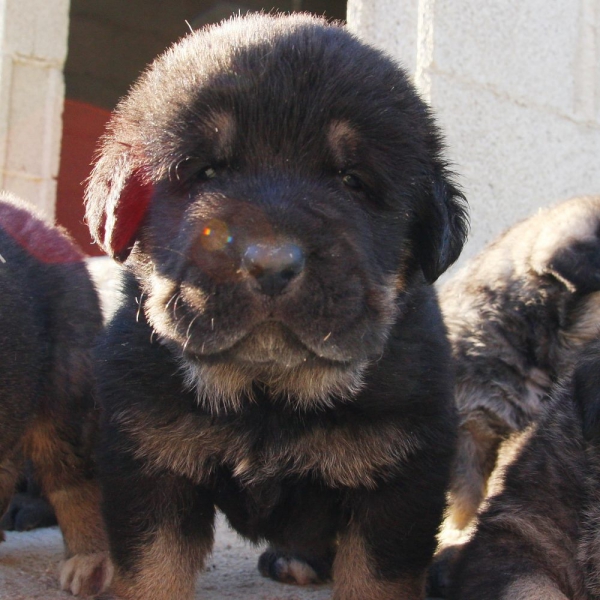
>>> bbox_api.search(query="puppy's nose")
[242,242,305,297]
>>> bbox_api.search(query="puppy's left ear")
[413,169,469,283]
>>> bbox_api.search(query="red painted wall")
[56,99,110,256]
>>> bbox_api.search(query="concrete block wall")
[0,0,69,219]
[348,0,600,268]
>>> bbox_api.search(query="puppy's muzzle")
[242,242,305,297]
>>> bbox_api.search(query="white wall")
[348,0,600,268]
[0,0,595,247]
[0,0,69,219]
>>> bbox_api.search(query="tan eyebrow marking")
[327,120,358,166]
[208,112,236,159]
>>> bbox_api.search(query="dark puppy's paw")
[0,492,57,531]
[258,547,332,585]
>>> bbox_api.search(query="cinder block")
[32,0,69,63]
[0,55,13,172]
[4,0,68,62]
[4,60,64,179]
[430,73,600,268]
[347,0,419,74]
[1,173,55,220]
[431,0,582,119]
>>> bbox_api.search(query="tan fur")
[209,112,236,160]
[112,525,211,600]
[334,527,425,600]
[183,274,398,413]
[445,415,505,531]
[327,120,358,165]
[180,354,369,414]
[445,376,551,534]
[116,408,421,490]
[439,427,535,550]
[22,418,111,594]
[47,482,107,556]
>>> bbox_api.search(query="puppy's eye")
[173,158,220,184]
[340,172,363,191]
[199,166,217,181]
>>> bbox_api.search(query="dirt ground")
[0,513,332,600]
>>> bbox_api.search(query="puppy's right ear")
[412,170,470,283]
[85,150,153,262]
[545,241,600,293]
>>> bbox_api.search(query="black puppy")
[449,338,600,600]
[0,192,111,595]
[85,14,468,600]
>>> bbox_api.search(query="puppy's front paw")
[60,552,114,596]
[258,548,331,585]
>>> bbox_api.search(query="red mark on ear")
[0,200,84,264]
[106,173,153,261]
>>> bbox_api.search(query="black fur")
[86,14,468,600]
[0,462,57,532]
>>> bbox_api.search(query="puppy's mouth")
[178,319,368,412]
[196,321,348,368]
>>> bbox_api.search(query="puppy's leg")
[0,455,22,541]
[256,485,338,585]
[334,525,425,600]
[446,415,505,533]
[449,402,590,599]
[333,476,446,600]
[100,448,215,600]
[110,524,211,600]
[431,419,504,594]
[24,418,112,596]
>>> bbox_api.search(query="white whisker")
[135,292,145,322]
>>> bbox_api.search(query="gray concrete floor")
[0,514,332,599]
